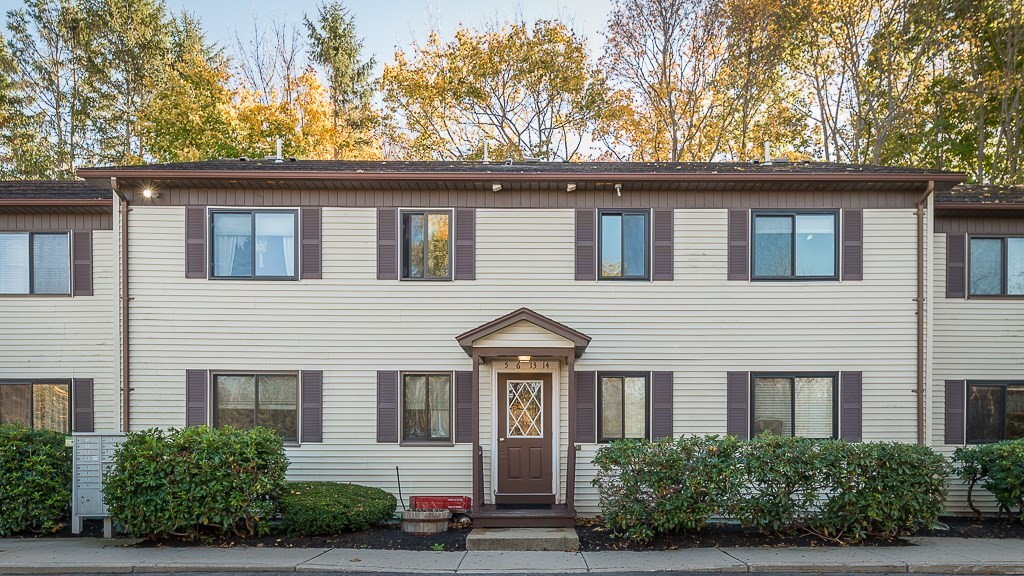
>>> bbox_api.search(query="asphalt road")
[6,573,962,576]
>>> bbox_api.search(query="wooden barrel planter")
[401,509,450,535]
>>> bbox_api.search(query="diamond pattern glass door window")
[507,380,543,438]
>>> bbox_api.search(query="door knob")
[499,437,506,442]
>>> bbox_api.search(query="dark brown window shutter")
[72,378,94,433]
[728,210,749,281]
[300,371,323,443]
[840,371,862,441]
[574,371,596,443]
[651,371,673,439]
[842,210,863,281]
[300,207,322,280]
[185,369,209,426]
[946,234,967,298]
[575,209,596,281]
[945,380,966,445]
[377,209,398,280]
[652,210,674,281]
[377,370,399,442]
[727,371,749,439]
[455,371,473,443]
[454,209,476,280]
[72,231,93,296]
[185,206,207,279]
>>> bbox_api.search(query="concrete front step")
[466,527,580,552]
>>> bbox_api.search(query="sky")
[162,0,613,75]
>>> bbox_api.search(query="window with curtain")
[210,211,296,279]
[0,232,70,295]
[599,373,648,441]
[214,374,298,441]
[402,211,450,279]
[752,212,837,279]
[599,211,649,279]
[752,374,836,438]
[969,237,1024,296]
[402,373,451,441]
[967,382,1024,443]
[0,382,70,433]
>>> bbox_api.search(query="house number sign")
[502,360,551,370]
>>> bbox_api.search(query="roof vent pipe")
[275,138,283,163]
[763,142,772,166]
[483,141,489,165]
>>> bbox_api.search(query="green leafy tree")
[304,1,376,160]
[84,0,171,164]
[139,12,236,163]
[382,20,606,161]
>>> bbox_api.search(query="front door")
[496,373,553,503]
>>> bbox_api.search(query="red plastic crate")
[409,496,471,512]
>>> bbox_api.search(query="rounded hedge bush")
[280,481,397,536]
[593,434,951,543]
[955,438,1024,518]
[103,426,289,538]
[0,425,72,536]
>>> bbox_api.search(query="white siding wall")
[931,233,1023,514]
[127,206,921,516]
[0,230,119,432]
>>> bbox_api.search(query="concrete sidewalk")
[1,536,1024,574]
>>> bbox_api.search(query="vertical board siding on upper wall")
[0,231,117,432]
[124,206,921,515]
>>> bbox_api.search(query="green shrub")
[103,426,289,538]
[592,435,740,543]
[0,425,72,536]
[729,435,826,535]
[955,439,1024,518]
[814,442,949,541]
[593,434,950,543]
[279,481,397,536]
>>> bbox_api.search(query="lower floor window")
[752,374,836,438]
[403,373,451,441]
[0,382,70,434]
[214,374,297,441]
[967,382,1024,443]
[599,373,648,441]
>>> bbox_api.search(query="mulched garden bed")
[130,519,471,551]
[576,516,1024,551]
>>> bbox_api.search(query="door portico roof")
[455,308,591,358]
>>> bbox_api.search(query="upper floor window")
[599,373,649,441]
[752,212,837,280]
[402,373,451,442]
[600,210,648,280]
[0,381,70,434]
[967,382,1024,443]
[0,232,70,295]
[752,374,836,438]
[214,373,298,441]
[402,211,450,280]
[210,210,297,280]
[969,237,1024,296]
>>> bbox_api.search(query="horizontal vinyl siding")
[931,233,1021,515]
[0,230,118,432]
[127,206,919,516]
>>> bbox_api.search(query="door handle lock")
[499,437,506,442]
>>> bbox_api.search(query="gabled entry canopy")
[456,308,591,358]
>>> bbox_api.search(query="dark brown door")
[496,373,553,502]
